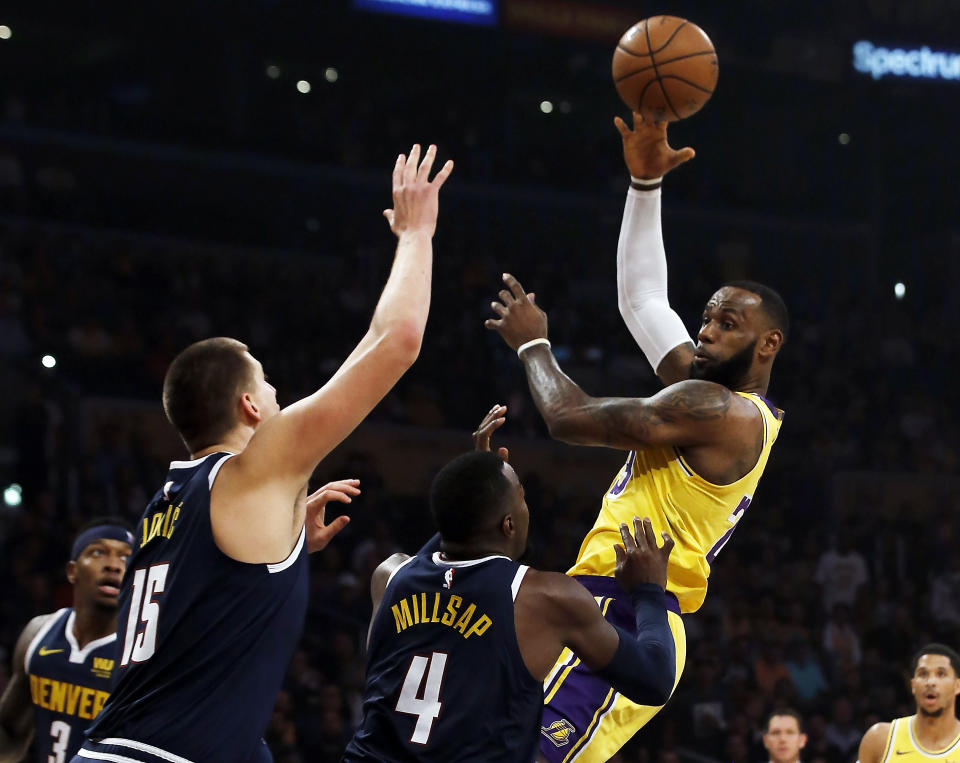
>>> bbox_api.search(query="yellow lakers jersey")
[568,392,783,613]
[878,716,960,760]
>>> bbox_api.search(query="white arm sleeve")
[616,186,693,371]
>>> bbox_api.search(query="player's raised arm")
[485,274,753,450]
[0,616,47,762]
[516,517,676,705]
[212,144,453,562]
[614,112,696,386]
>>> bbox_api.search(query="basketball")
[612,16,718,122]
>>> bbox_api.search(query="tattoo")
[519,346,732,448]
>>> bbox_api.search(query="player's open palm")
[473,403,509,462]
[305,478,360,553]
[614,516,674,591]
[383,143,454,238]
[614,111,694,180]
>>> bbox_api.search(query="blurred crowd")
[0,179,957,762]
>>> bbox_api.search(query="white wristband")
[517,338,551,356]
[630,175,663,190]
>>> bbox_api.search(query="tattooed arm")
[518,345,735,448]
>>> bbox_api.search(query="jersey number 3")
[120,563,169,666]
[396,652,448,745]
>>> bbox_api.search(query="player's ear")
[757,328,783,359]
[799,733,808,749]
[66,560,77,585]
[501,514,515,539]
[239,392,262,424]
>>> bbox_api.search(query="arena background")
[1,1,959,761]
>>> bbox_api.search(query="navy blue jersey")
[81,452,308,763]
[344,553,543,763]
[25,608,117,763]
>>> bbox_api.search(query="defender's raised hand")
[473,404,509,462]
[484,273,548,352]
[614,516,674,592]
[383,144,454,238]
[305,479,360,553]
[614,111,695,180]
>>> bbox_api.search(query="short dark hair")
[911,643,960,676]
[765,707,804,733]
[723,280,790,343]
[162,337,253,452]
[429,451,511,544]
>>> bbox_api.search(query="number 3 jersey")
[569,392,783,613]
[25,608,116,762]
[84,452,309,763]
[344,553,543,763]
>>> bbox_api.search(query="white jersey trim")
[430,552,511,568]
[511,565,530,601]
[385,556,417,589]
[89,738,195,763]
[65,610,117,664]
[77,750,141,763]
[267,526,305,574]
[24,607,69,673]
[207,453,235,490]
[168,452,220,471]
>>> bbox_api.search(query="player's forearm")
[616,186,692,371]
[368,230,434,362]
[519,346,598,444]
[596,584,675,705]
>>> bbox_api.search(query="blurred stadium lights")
[324,67,339,83]
[266,65,281,79]
[296,80,311,94]
[3,484,22,508]
[540,100,554,114]
[41,354,56,368]
[894,282,906,299]
[0,25,11,40]
[838,132,851,145]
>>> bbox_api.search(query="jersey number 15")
[120,563,169,666]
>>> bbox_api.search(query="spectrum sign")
[853,40,960,81]
[353,0,498,25]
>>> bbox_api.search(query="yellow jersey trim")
[562,687,616,763]
[907,715,960,756]
[544,598,613,705]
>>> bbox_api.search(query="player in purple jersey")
[0,518,133,763]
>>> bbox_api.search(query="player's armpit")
[654,342,696,386]
[857,722,891,763]
[0,616,48,760]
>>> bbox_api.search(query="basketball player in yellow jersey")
[859,644,960,763]
[484,112,787,762]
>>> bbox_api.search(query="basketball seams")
[614,51,717,83]
[643,18,681,120]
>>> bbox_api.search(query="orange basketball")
[612,16,719,122]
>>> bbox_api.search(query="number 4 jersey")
[81,452,308,763]
[25,608,116,762]
[344,553,543,763]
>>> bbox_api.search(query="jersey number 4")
[120,563,169,666]
[396,652,448,745]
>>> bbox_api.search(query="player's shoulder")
[371,553,413,598]
[13,611,63,671]
[517,569,599,625]
[653,379,756,419]
[858,720,894,763]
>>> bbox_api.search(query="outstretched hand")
[305,479,360,553]
[383,143,454,238]
[473,404,510,462]
[614,516,674,592]
[484,273,548,352]
[614,111,695,180]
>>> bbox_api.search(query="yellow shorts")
[539,576,687,763]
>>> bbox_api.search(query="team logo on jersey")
[541,719,576,747]
[92,657,114,678]
[38,647,64,656]
[443,568,454,589]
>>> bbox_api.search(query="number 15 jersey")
[84,452,308,763]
